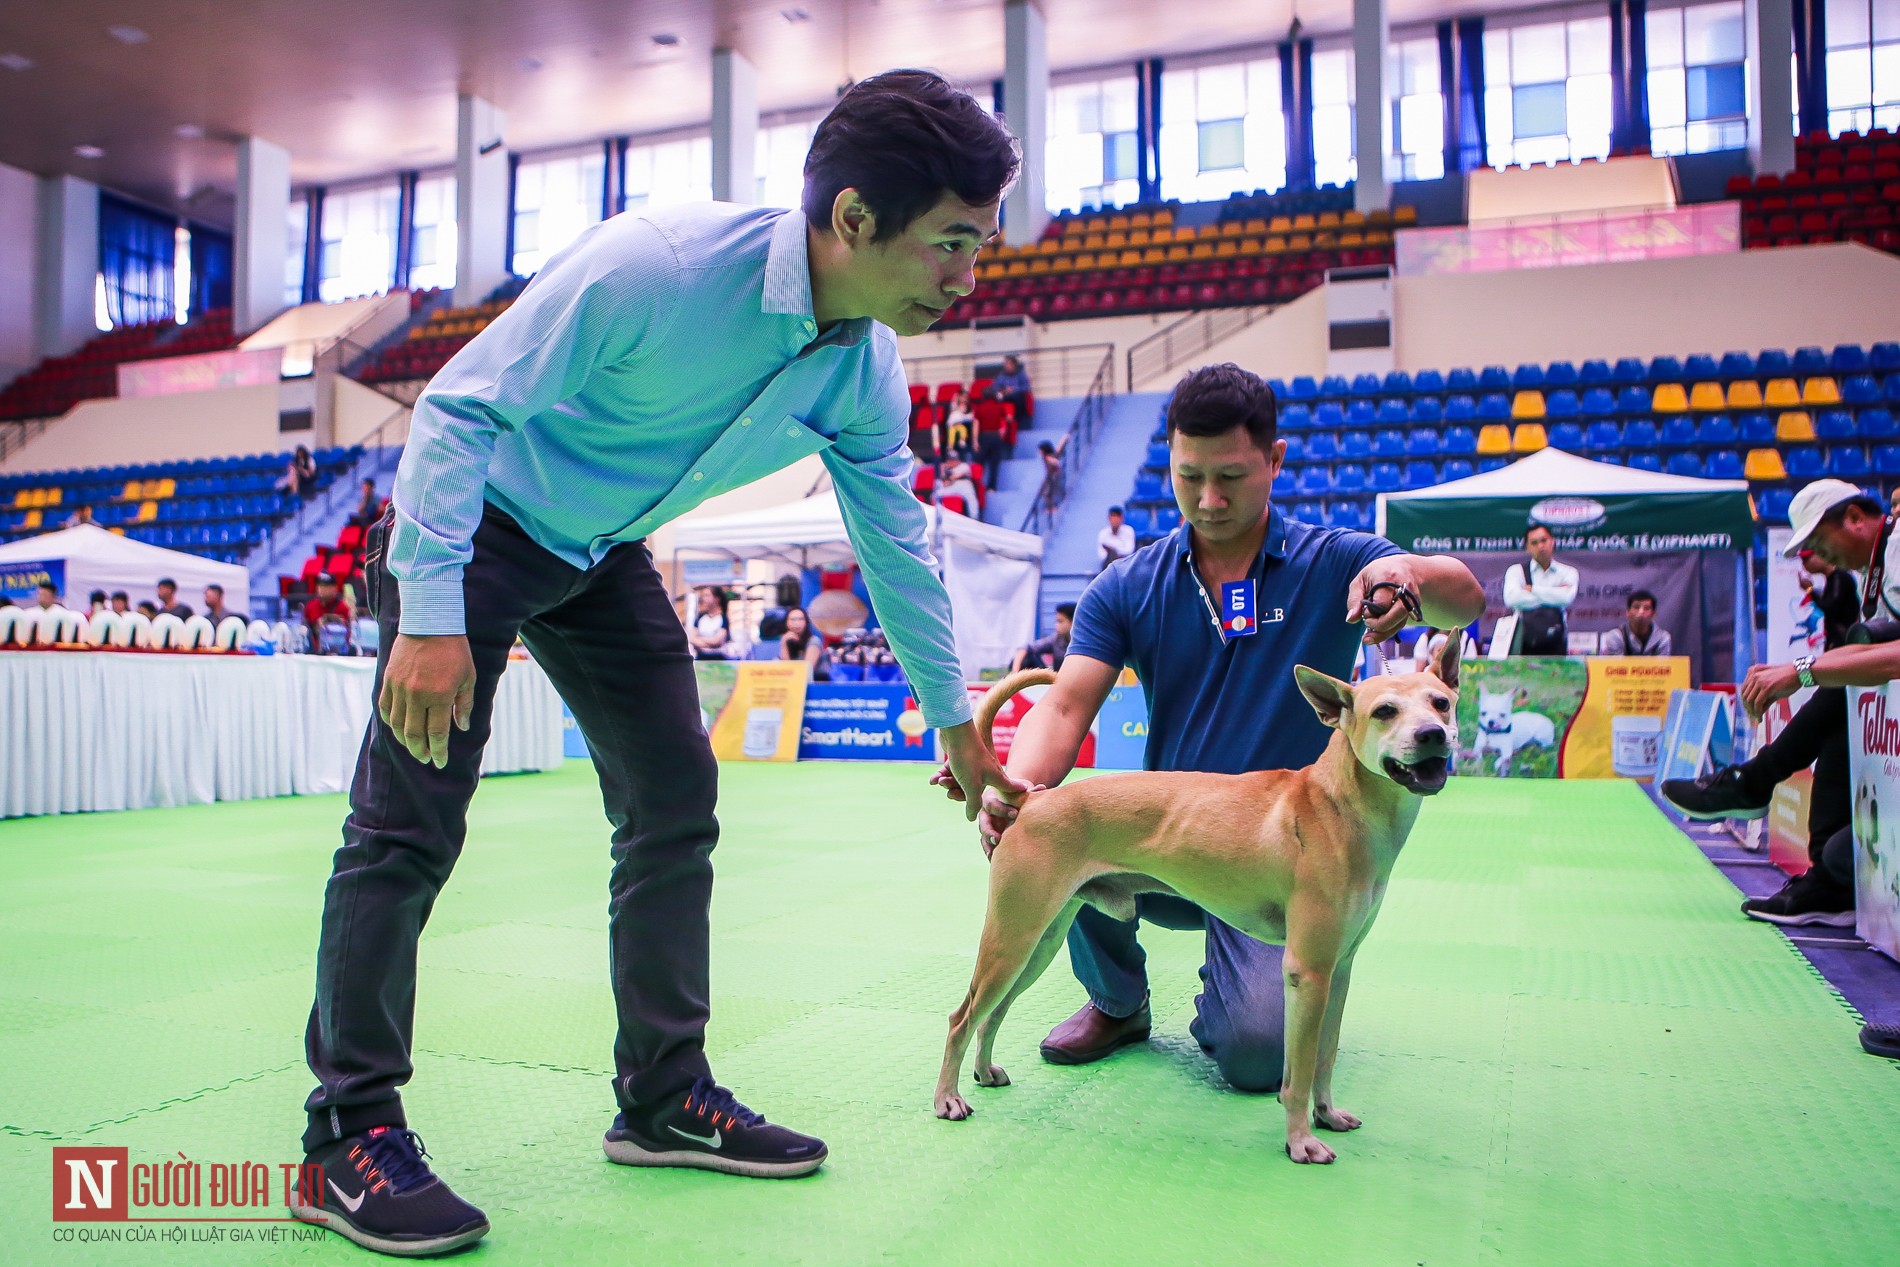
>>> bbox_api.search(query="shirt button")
[786,425,799,435]
[692,472,704,481]
[740,416,752,427]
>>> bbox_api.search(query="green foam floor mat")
[2,763,1897,1265]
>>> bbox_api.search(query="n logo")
[52,1147,128,1221]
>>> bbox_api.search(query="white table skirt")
[0,651,565,818]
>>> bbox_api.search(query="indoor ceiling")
[0,0,1550,227]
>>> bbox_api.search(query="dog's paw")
[1284,1134,1337,1164]
[1314,1105,1361,1132]
[973,1063,1010,1088]
[935,1091,973,1121]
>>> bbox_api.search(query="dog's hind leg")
[973,898,1084,1091]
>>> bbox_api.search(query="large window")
[1158,56,1286,202]
[317,183,399,303]
[284,199,308,307]
[757,119,819,209]
[1392,36,1447,182]
[1824,0,1900,135]
[1483,14,1614,165]
[624,134,712,210]
[408,173,458,291]
[1648,2,1749,155]
[1311,47,1359,187]
[511,149,604,277]
[1047,73,1141,213]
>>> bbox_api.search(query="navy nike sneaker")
[289,1126,488,1257]
[603,1075,826,1178]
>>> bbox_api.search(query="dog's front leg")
[1278,923,1341,1164]
[1312,955,1361,1134]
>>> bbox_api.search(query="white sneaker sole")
[288,1200,489,1257]
[1742,907,1856,927]
[602,1135,826,1178]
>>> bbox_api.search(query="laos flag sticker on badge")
[1220,579,1257,640]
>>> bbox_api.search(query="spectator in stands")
[941,389,975,458]
[1503,524,1577,654]
[278,445,317,500]
[154,578,193,620]
[687,586,732,660]
[779,607,832,681]
[972,391,1012,487]
[1097,505,1136,572]
[935,459,981,516]
[135,600,159,620]
[990,353,1033,428]
[1795,549,1860,651]
[348,478,382,528]
[87,589,108,616]
[1037,437,1066,512]
[1010,602,1074,672]
[303,572,355,653]
[1598,590,1672,656]
[202,583,240,627]
[108,591,130,615]
[34,581,59,610]
[63,505,94,528]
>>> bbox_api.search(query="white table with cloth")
[0,651,565,818]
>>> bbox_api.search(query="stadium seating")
[0,310,237,422]
[1730,129,1900,255]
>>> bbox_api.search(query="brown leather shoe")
[1038,1000,1152,1065]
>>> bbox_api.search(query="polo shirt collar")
[1175,505,1291,578]
[763,210,871,348]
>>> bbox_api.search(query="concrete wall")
[899,309,1192,390]
[2,383,288,475]
[1141,289,1331,390]
[0,162,37,386]
[332,376,409,448]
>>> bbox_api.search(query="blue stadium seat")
[1660,417,1698,448]
[1832,344,1868,374]
[1544,360,1578,387]
[1280,435,1306,463]
[1411,397,1443,424]
[1280,403,1313,431]
[1584,421,1622,451]
[1376,399,1409,426]
[1327,502,1369,531]
[1333,464,1367,494]
[1684,353,1719,380]
[1442,426,1477,454]
[1370,462,1403,493]
[1665,453,1705,477]
[1511,363,1545,390]
[1145,442,1170,468]
[1381,371,1413,395]
[1294,500,1325,522]
[1153,506,1183,534]
[1697,414,1736,445]
[1441,458,1475,481]
[1446,367,1478,393]
[1407,428,1440,456]
[1319,374,1351,398]
[1628,452,1663,472]
[1578,359,1612,384]
[1829,447,1870,478]
[1478,365,1512,391]
[1648,355,1683,383]
[1133,470,1165,500]
[1548,422,1585,451]
[1759,488,1794,520]
[1265,379,1288,401]
[1611,357,1647,385]
[1298,467,1331,495]
[1843,375,1880,405]
[1816,410,1857,440]
[1346,399,1377,426]
[1444,395,1476,422]
[1786,447,1826,479]
[1478,456,1510,473]
[1756,348,1792,376]
[1403,460,1438,490]
[1308,432,1339,461]
[1740,412,1776,444]
[1350,373,1382,397]
[1792,346,1829,375]
[1876,445,1900,476]
[1887,377,1900,405]
[1617,386,1652,415]
[1477,393,1512,421]
[1315,402,1346,428]
[1286,376,1319,400]
[1623,419,1660,449]
[1272,470,1296,497]
[1341,431,1372,459]
[1412,368,1446,394]
[1871,342,1900,372]
[1706,450,1744,479]
[1372,429,1406,457]
[1544,389,1580,419]
[1861,408,1898,438]
[1581,387,1617,417]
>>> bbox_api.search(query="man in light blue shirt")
[295,71,1025,1256]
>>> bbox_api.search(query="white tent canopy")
[1378,446,1747,512]
[673,493,1043,678]
[0,524,249,613]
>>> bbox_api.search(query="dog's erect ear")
[1514,686,1528,706]
[1431,631,1461,690]
[1294,665,1355,729]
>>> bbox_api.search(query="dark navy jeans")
[302,503,719,1151]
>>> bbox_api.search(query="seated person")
[972,394,1012,488]
[303,572,355,654]
[688,586,732,661]
[1597,590,1672,656]
[940,390,976,458]
[935,460,981,516]
[1010,602,1073,672]
[779,606,832,681]
[348,478,384,528]
[990,354,1033,427]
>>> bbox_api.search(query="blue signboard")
[1093,684,1150,770]
[798,683,936,762]
[0,559,63,604]
[560,703,591,758]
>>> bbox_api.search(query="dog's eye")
[1432,697,1450,712]
[1373,704,1399,720]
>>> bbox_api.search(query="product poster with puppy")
[1846,684,1900,964]
[1457,656,1688,779]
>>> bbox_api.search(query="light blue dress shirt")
[389,203,972,727]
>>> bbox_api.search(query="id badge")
[1219,579,1258,641]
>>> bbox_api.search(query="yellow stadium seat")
[1130,211,1152,229]
[1763,378,1801,407]
[1365,230,1393,246]
[1313,231,1338,248]
[1237,238,1264,256]
[1652,383,1689,413]
[1127,229,1151,247]
[108,526,124,535]
[1776,411,1815,441]
[1189,242,1216,259]
[1152,208,1174,227]
[153,479,174,499]
[1342,209,1366,226]
[1476,424,1513,455]
[1365,208,1393,225]
[1083,232,1106,250]
[1315,211,1340,229]
[1165,244,1190,262]
[1215,240,1239,257]
[1107,213,1130,231]
[11,490,28,508]
[1291,213,1317,231]
[42,488,60,506]
[1268,216,1292,233]
[1141,247,1166,264]
[1338,231,1365,247]
[1286,234,1312,251]
[121,480,142,500]
[1744,448,1788,481]
[1394,206,1419,224]
[1511,390,1546,419]
[1118,249,1142,266]
[1261,237,1287,254]
[1243,218,1267,234]
[1219,221,1244,237]
[1726,379,1764,408]
[1688,382,1726,411]
[1072,253,1098,270]
[1004,260,1029,277]
[1512,423,1549,453]
[1803,376,1842,405]
[136,500,158,523]
[22,509,41,530]
[1034,238,1060,255]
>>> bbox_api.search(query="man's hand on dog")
[1346,558,1426,645]
[931,722,1033,832]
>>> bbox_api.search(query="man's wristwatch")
[1794,655,1817,689]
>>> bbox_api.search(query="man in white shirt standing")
[1096,505,1136,572]
[1503,523,1579,654]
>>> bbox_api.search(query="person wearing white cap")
[1661,477,1894,930]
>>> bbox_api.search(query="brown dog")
[934,636,1461,1163]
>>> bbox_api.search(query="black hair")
[37,580,56,593]
[803,69,1020,242]
[88,589,107,605]
[157,577,177,588]
[110,590,128,602]
[1820,494,1885,527]
[206,583,224,598]
[1055,602,1077,619]
[1627,589,1657,608]
[1107,505,1125,517]
[1037,439,1056,455]
[1164,363,1278,453]
[1524,523,1553,542]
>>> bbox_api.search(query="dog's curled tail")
[976,668,1058,758]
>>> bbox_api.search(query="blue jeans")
[1066,896,1287,1093]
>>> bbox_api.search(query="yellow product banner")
[1560,656,1690,780]
[708,662,810,762]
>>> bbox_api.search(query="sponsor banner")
[967,683,1097,768]
[1383,493,1754,556]
[1094,683,1149,770]
[1755,691,1818,871]
[1562,656,1692,779]
[1,558,63,603]
[798,682,935,762]
[1847,685,1900,963]
[697,661,808,762]
[1454,655,1688,779]
[117,347,281,398]
[1764,526,1827,664]
[1655,688,1736,791]
[1395,202,1740,276]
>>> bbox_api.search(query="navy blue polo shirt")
[1068,508,1402,776]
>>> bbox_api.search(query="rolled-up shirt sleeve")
[388,219,681,634]
[821,358,972,728]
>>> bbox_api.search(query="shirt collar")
[763,210,871,348]
[1175,505,1289,578]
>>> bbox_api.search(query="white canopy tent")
[0,524,250,613]
[672,493,1044,678]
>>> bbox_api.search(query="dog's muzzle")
[1382,754,1451,794]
